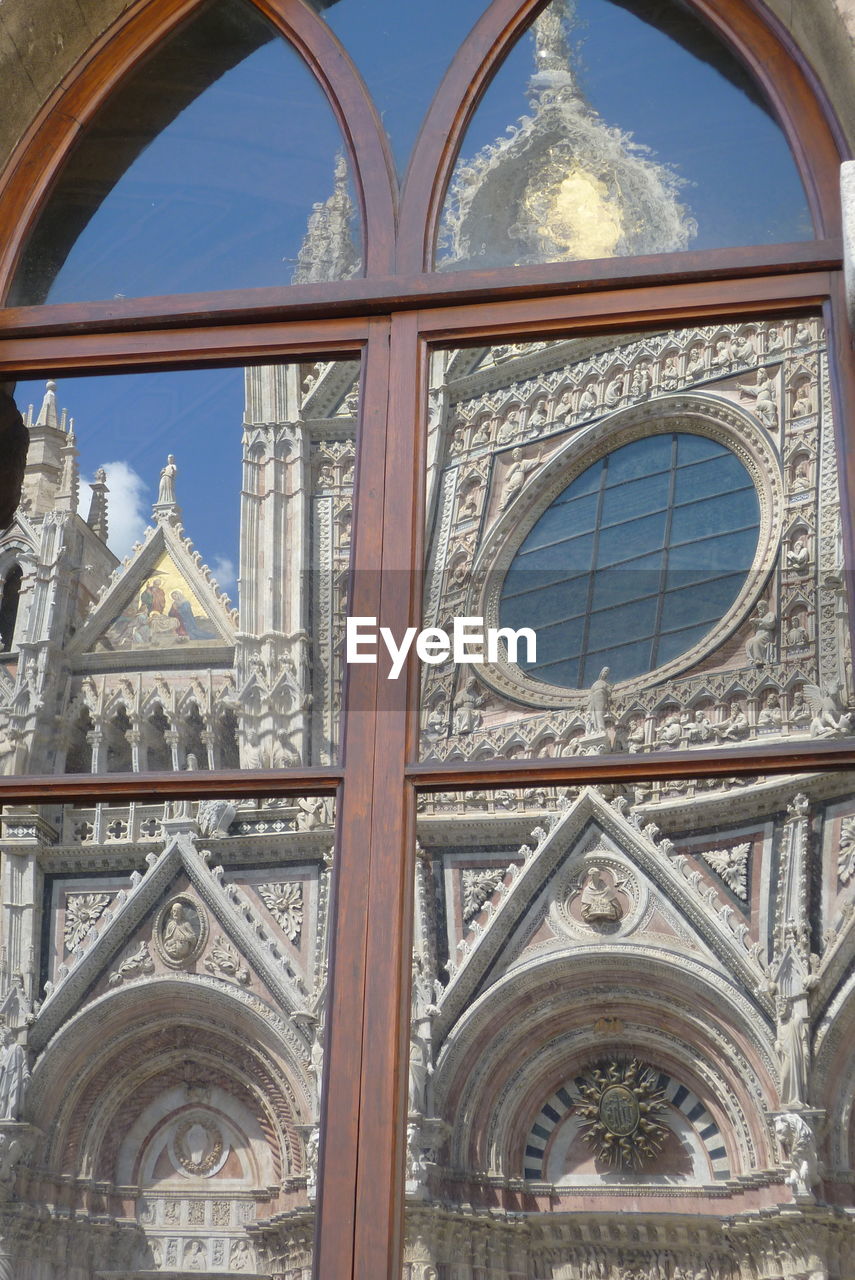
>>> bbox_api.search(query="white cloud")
[210,556,236,593]
[81,461,149,559]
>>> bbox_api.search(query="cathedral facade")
[0,0,854,1277]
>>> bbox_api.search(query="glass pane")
[420,316,854,760]
[308,0,489,175]
[8,0,363,306]
[3,358,359,771]
[436,0,812,271]
[1,789,334,1274]
[407,772,844,1268]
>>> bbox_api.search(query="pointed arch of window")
[396,0,845,273]
[0,0,397,304]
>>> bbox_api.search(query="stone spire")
[54,425,79,514]
[86,467,109,542]
[292,153,361,285]
[34,379,59,429]
[21,379,69,517]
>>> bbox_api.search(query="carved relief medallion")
[170,1116,228,1177]
[154,894,208,968]
[577,1059,668,1169]
[551,849,644,939]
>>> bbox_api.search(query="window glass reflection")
[4,359,359,773]
[308,0,489,175]
[406,770,848,1273]
[436,0,812,271]
[9,0,362,306]
[421,317,853,761]
[8,790,333,1274]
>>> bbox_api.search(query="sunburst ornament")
[576,1059,668,1170]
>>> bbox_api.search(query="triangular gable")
[433,787,767,1045]
[69,521,235,660]
[30,826,310,1054]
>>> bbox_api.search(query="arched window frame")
[0,2,853,1276]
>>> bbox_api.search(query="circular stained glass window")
[498,432,760,688]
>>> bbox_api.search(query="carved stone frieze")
[258,882,304,942]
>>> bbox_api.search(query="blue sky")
[15,369,246,581]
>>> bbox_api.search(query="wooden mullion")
[0,318,369,376]
[0,242,841,340]
[351,311,424,1280]
[315,319,391,1278]
[415,271,832,343]
[0,766,341,805]
[406,741,855,790]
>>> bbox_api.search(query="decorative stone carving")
[578,865,623,923]
[553,851,643,941]
[229,1239,255,1271]
[156,455,178,507]
[774,1112,821,1197]
[787,534,810,571]
[108,940,155,986]
[64,891,112,951]
[154,896,207,968]
[304,1125,319,1200]
[745,602,776,664]
[452,677,485,735]
[699,843,750,899]
[775,995,810,1106]
[182,1237,207,1269]
[258,882,303,941]
[576,1059,668,1170]
[499,446,542,511]
[204,935,250,986]
[461,869,505,923]
[0,1029,28,1121]
[837,816,855,883]
[172,1117,226,1177]
[197,798,236,839]
[804,681,853,737]
[585,667,611,733]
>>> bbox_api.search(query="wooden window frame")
[0,1,852,1277]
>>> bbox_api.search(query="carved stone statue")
[714,701,749,741]
[775,996,810,1106]
[500,446,541,511]
[409,1024,431,1115]
[757,692,783,727]
[746,604,776,664]
[787,536,810,571]
[157,454,178,505]
[161,902,200,962]
[579,867,622,923]
[774,1112,821,1196]
[787,619,808,646]
[305,1126,320,1198]
[0,1027,29,1121]
[585,667,611,734]
[452,678,485,735]
[229,1239,255,1271]
[197,798,236,839]
[805,681,853,737]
